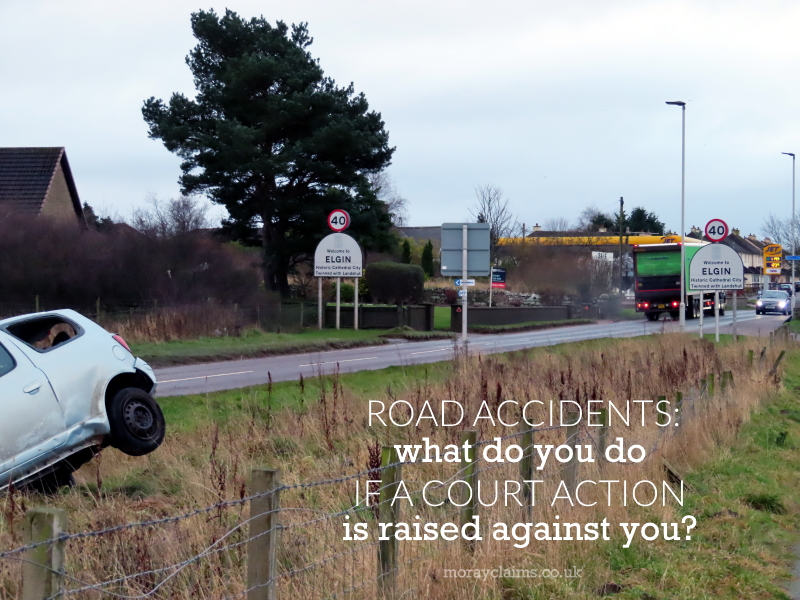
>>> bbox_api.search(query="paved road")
[153,309,786,397]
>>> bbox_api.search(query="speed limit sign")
[704,218,729,242]
[327,209,350,232]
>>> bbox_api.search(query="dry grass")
[0,334,789,599]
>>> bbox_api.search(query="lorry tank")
[633,242,726,321]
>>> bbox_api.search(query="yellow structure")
[498,234,686,247]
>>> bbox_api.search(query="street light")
[783,152,796,311]
[666,101,686,330]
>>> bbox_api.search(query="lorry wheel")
[669,311,679,320]
[107,387,166,457]
[646,312,660,321]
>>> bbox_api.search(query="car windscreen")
[762,292,787,299]
[3,316,82,352]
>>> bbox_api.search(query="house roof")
[0,147,84,223]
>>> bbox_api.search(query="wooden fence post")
[519,420,534,514]
[748,350,754,368]
[378,446,401,600]
[247,469,281,600]
[22,507,67,600]
[564,411,579,496]
[459,431,478,552]
[759,347,768,370]
[769,350,787,377]
[597,408,609,467]
[707,373,715,397]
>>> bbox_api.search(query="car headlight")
[779,301,786,308]
[756,300,763,306]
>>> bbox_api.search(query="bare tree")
[367,171,409,227]
[575,206,615,231]
[131,194,212,237]
[544,217,572,232]
[761,213,800,249]
[470,184,517,250]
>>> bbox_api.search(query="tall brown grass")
[0,335,787,599]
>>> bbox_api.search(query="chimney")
[598,226,606,233]
[690,225,702,238]
[764,236,772,244]
[748,233,758,241]
[533,223,542,232]
[732,228,740,236]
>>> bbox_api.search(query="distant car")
[778,284,794,297]
[756,290,791,315]
[0,310,164,491]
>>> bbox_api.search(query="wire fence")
[2,325,792,600]
[0,354,763,600]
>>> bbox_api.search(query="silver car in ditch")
[0,309,165,491]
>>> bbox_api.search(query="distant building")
[0,147,86,227]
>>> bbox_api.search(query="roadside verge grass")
[469,318,596,334]
[132,327,391,367]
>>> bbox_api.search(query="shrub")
[444,288,459,305]
[401,239,412,264]
[365,262,424,304]
[338,283,355,303]
[421,240,434,277]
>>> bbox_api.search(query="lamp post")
[666,100,686,330]
[783,152,795,312]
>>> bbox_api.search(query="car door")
[0,336,65,477]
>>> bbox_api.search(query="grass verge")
[132,327,391,367]
[468,318,596,334]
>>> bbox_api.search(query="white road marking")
[299,357,379,367]
[410,348,450,355]
[160,370,255,384]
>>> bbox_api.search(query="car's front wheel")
[107,387,165,456]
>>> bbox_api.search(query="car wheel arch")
[104,370,156,414]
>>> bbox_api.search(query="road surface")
[153,309,786,397]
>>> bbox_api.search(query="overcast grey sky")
[2,0,799,236]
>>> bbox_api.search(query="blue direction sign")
[454,279,476,286]
[457,289,466,297]
[786,255,800,261]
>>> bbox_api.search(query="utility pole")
[618,196,624,292]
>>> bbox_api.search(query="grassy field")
[1,334,796,598]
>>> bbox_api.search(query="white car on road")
[0,309,165,491]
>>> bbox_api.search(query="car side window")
[0,343,16,378]
[2,316,83,352]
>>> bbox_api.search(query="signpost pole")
[733,289,737,341]
[489,267,493,308]
[354,278,359,330]
[318,278,323,330]
[336,277,341,330]
[462,224,468,344]
[699,295,703,338]
[714,290,720,342]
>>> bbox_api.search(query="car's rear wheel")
[107,387,165,456]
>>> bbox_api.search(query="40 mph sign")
[689,243,744,290]
[704,219,729,243]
